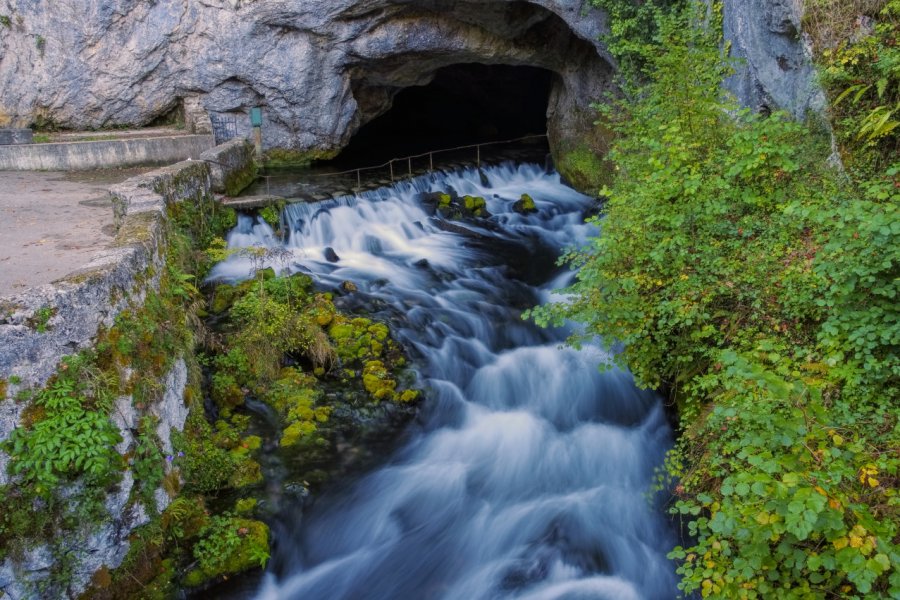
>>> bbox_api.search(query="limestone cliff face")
[0,0,821,161]
[0,0,613,157]
[724,0,825,119]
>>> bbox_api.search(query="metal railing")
[261,133,548,191]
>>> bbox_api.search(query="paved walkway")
[0,169,149,296]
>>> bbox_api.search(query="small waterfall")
[209,163,677,600]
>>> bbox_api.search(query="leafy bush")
[5,355,121,497]
[531,2,900,597]
[812,0,899,176]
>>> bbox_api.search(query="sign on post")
[250,107,263,128]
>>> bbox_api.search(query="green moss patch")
[224,162,258,197]
[263,147,339,169]
[555,145,613,196]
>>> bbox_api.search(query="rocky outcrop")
[723,0,826,118]
[0,0,613,161]
[0,0,821,175]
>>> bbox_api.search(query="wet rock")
[323,247,341,263]
[341,280,358,293]
[513,193,537,214]
[430,218,486,239]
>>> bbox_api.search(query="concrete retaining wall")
[0,134,214,170]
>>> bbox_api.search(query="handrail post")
[476,145,480,167]
[389,160,394,182]
[429,152,433,172]
[357,169,361,190]
[408,157,412,177]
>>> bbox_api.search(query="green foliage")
[530,1,900,597]
[258,205,281,228]
[173,410,261,494]
[27,305,55,333]
[813,0,899,176]
[167,192,237,278]
[5,354,121,497]
[0,354,121,565]
[669,352,899,598]
[185,515,269,587]
[132,416,165,506]
[0,15,11,27]
[589,0,689,85]
[215,272,333,391]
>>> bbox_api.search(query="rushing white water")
[209,163,677,600]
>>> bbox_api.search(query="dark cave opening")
[333,63,555,167]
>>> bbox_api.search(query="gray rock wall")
[0,0,822,169]
[723,0,826,118]
[0,0,614,157]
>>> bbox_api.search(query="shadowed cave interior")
[332,63,555,166]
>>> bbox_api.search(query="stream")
[208,163,677,600]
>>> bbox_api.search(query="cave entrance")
[333,64,554,167]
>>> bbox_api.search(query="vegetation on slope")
[531,0,899,597]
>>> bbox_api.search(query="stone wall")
[0,134,214,171]
[0,140,255,599]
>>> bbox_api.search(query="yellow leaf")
[849,535,863,548]
[867,477,879,488]
[833,537,849,550]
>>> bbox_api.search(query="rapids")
[208,163,677,600]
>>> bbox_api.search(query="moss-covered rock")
[257,204,282,228]
[263,147,338,169]
[223,162,258,197]
[555,145,613,196]
[462,195,489,217]
[513,193,537,214]
[362,360,398,401]
[424,191,491,220]
[184,517,269,588]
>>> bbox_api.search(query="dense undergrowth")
[531,0,899,597]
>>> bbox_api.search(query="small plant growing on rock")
[27,305,56,333]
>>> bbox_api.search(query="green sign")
[250,107,263,127]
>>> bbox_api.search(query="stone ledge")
[0,135,214,171]
[0,139,253,400]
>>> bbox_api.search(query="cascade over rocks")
[0,0,820,179]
